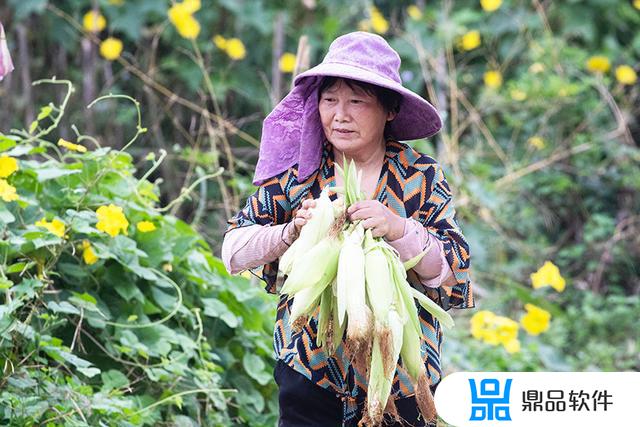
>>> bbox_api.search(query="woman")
[222,32,473,427]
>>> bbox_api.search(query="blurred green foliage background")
[0,0,639,425]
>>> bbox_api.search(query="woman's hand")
[347,200,405,240]
[293,198,316,234]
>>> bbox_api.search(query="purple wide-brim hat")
[254,31,442,186]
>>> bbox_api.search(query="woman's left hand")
[347,200,405,240]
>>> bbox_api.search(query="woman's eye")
[350,99,363,104]
[323,97,336,102]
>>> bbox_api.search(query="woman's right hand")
[293,198,316,234]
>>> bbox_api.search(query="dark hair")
[318,76,402,115]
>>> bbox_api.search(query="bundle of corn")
[279,159,454,426]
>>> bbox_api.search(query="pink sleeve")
[385,218,456,288]
[221,222,297,275]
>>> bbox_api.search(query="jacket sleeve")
[224,173,292,294]
[411,163,474,310]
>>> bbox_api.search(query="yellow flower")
[460,30,481,51]
[136,221,156,233]
[279,53,296,73]
[82,10,107,33]
[586,55,611,74]
[503,338,521,354]
[225,38,246,60]
[35,218,66,238]
[96,204,129,237]
[520,303,551,336]
[168,3,200,40]
[81,240,99,265]
[493,316,519,347]
[470,310,497,341]
[213,34,249,59]
[615,65,637,85]
[100,37,123,61]
[634,0,640,10]
[510,88,527,101]
[57,138,87,153]
[480,0,502,12]
[370,7,389,34]
[529,62,545,74]
[162,263,173,272]
[0,179,19,202]
[530,260,566,292]
[470,310,520,351]
[0,155,19,178]
[182,0,201,14]
[213,35,227,50]
[484,70,502,88]
[407,5,423,20]
[527,136,545,150]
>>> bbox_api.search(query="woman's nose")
[334,101,349,121]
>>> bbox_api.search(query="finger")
[302,199,316,209]
[296,211,311,222]
[346,201,364,215]
[370,227,385,238]
[349,207,375,221]
[361,217,380,230]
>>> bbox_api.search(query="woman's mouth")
[334,129,354,134]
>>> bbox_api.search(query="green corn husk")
[410,287,454,330]
[364,230,395,326]
[341,224,372,341]
[280,186,335,275]
[280,235,341,296]
[331,278,347,354]
[316,282,333,349]
[365,328,389,425]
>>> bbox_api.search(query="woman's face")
[318,79,396,156]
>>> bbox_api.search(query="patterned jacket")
[226,140,474,422]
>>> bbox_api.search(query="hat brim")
[294,62,442,140]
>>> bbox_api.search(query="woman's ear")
[386,110,398,122]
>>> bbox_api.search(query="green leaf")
[37,105,53,121]
[0,204,16,224]
[47,301,81,315]
[34,166,82,182]
[242,353,271,386]
[101,369,130,392]
[6,262,33,274]
[201,298,239,328]
[28,120,39,134]
[77,367,101,378]
[69,292,100,312]
[5,143,34,157]
[73,292,97,305]
[0,279,14,290]
[0,135,18,152]
[114,280,145,303]
[150,286,178,312]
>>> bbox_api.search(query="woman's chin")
[328,136,361,151]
